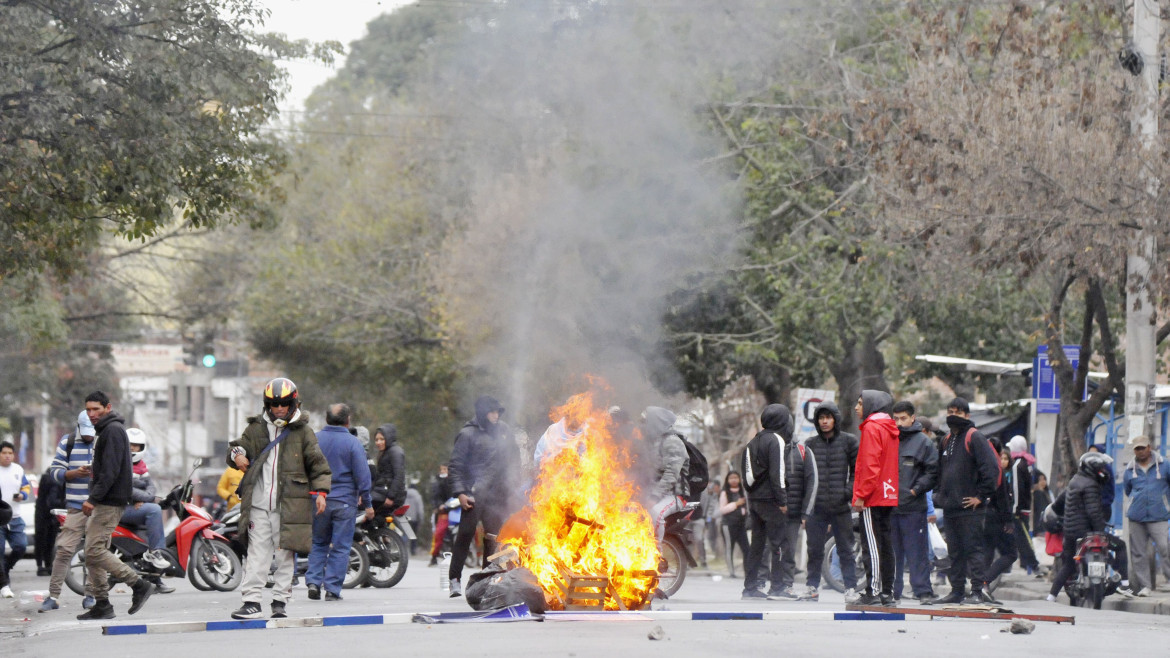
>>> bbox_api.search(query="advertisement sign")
[794,388,835,442]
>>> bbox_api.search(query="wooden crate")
[557,573,611,611]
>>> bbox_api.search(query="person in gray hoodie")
[642,407,689,542]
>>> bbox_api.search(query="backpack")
[679,434,708,503]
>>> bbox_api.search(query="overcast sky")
[261,0,412,111]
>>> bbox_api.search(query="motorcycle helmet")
[263,377,299,413]
[127,427,147,464]
[1078,451,1114,485]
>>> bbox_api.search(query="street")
[2,554,1163,657]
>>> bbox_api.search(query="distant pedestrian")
[429,463,454,566]
[33,463,62,576]
[930,397,1001,605]
[981,443,1016,601]
[642,407,689,543]
[851,391,899,606]
[703,480,722,560]
[1032,472,1053,537]
[373,423,407,511]
[0,440,31,598]
[802,401,860,602]
[306,403,373,602]
[1122,435,1170,597]
[405,485,423,554]
[890,401,939,604]
[740,404,791,600]
[1005,435,1043,576]
[719,472,749,578]
[774,427,817,600]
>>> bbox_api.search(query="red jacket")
[852,412,900,507]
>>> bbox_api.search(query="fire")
[498,388,660,610]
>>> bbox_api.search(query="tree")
[0,0,336,279]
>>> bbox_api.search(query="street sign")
[794,388,835,442]
[1033,345,1084,413]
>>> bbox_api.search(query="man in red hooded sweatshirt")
[851,390,900,606]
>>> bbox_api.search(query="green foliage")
[0,0,332,280]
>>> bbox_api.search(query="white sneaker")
[1135,587,1151,597]
[1046,594,1057,602]
[0,586,13,598]
[144,549,171,570]
[843,588,859,603]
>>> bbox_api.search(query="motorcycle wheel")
[188,560,213,591]
[65,548,87,596]
[343,542,370,589]
[192,538,243,592]
[822,536,866,594]
[657,535,688,598]
[366,529,410,588]
[1087,582,1105,610]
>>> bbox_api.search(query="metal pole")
[179,369,188,472]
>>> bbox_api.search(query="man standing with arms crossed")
[78,391,154,620]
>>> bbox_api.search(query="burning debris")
[496,388,661,610]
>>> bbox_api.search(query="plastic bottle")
[439,552,452,591]
[16,590,49,614]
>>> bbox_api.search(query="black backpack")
[679,434,709,503]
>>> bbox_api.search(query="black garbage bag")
[465,566,548,614]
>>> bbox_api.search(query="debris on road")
[648,625,665,640]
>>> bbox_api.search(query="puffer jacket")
[229,410,332,554]
[643,406,689,500]
[1063,471,1107,539]
[786,439,818,519]
[1124,454,1170,523]
[448,396,521,505]
[894,421,938,514]
[804,402,859,515]
[374,423,407,505]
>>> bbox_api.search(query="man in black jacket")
[447,395,520,598]
[774,429,817,600]
[77,391,153,620]
[741,404,790,600]
[929,398,1000,605]
[890,401,939,603]
[802,401,860,601]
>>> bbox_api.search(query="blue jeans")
[307,499,357,595]
[891,512,932,598]
[1,516,28,586]
[120,503,165,550]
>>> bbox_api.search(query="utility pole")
[1124,0,1160,530]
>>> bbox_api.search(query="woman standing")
[719,471,750,578]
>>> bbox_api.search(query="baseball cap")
[77,410,95,437]
[1131,435,1152,448]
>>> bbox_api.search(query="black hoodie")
[88,411,133,506]
[742,404,791,506]
[895,420,939,514]
[448,395,520,504]
[374,423,407,505]
[934,415,1001,514]
[803,401,860,515]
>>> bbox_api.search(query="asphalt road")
[2,555,1163,657]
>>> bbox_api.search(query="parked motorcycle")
[61,460,242,594]
[1064,530,1123,609]
[348,504,413,588]
[656,501,700,598]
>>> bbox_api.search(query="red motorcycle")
[60,460,242,594]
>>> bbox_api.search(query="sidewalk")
[994,569,1170,616]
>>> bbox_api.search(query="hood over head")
[473,395,505,429]
[641,406,677,441]
[813,401,843,437]
[376,423,398,446]
[859,390,894,420]
[899,420,924,438]
[760,404,794,441]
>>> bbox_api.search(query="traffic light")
[183,331,216,368]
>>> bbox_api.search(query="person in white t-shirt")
[0,440,32,598]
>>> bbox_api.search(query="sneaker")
[802,586,819,601]
[37,567,52,576]
[231,601,264,620]
[154,580,175,594]
[742,589,768,600]
[128,578,154,615]
[449,578,462,598]
[843,588,859,604]
[1135,587,1152,597]
[928,590,965,605]
[77,598,115,620]
[38,597,59,613]
[82,595,95,610]
[271,601,287,619]
[1116,585,1136,598]
[854,592,882,606]
[428,556,438,567]
[1045,594,1057,602]
[964,588,1000,606]
[766,587,800,601]
[307,583,321,600]
[325,591,342,601]
[917,593,935,605]
[144,549,171,570]
[880,593,894,606]
[0,586,13,598]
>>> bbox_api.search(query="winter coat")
[448,396,521,505]
[989,459,1015,524]
[228,410,332,554]
[894,421,939,514]
[430,475,455,509]
[852,391,900,508]
[129,460,157,504]
[88,412,133,507]
[318,424,373,509]
[374,423,407,506]
[804,401,860,515]
[934,415,1000,515]
[742,404,791,506]
[786,440,818,519]
[1123,454,1170,523]
[1006,436,1035,514]
[1063,471,1107,540]
[643,407,689,500]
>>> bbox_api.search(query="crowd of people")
[3,380,1169,621]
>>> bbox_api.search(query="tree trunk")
[830,334,890,431]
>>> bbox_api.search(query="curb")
[995,579,1170,616]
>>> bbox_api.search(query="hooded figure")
[850,390,900,604]
[641,407,689,501]
[374,423,407,507]
[739,404,798,599]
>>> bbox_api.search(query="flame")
[499,385,660,610]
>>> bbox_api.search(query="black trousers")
[744,501,786,593]
[943,510,987,593]
[777,515,802,589]
[805,510,857,589]
[1012,514,1040,570]
[860,506,894,596]
[983,517,1018,585]
[448,499,509,583]
[34,508,60,570]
